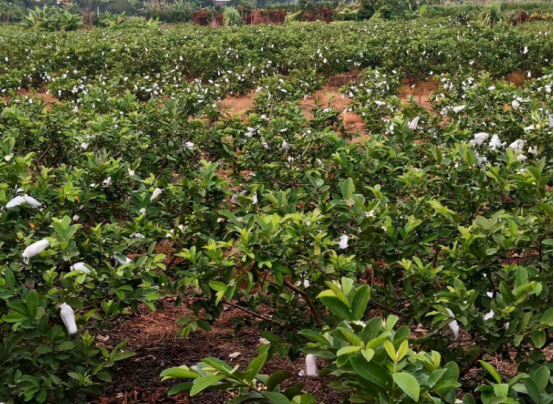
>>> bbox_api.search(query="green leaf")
[113,351,136,361]
[265,370,292,391]
[366,332,391,350]
[319,296,352,320]
[96,372,112,383]
[531,330,546,348]
[341,278,355,297]
[523,378,542,404]
[4,267,15,289]
[396,340,409,361]
[499,282,513,304]
[201,357,235,376]
[479,361,501,384]
[428,369,447,385]
[67,372,82,381]
[338,328,362,346]
[197,320,212,332]
[324,281,351,308]
[350,356,391,390]
[56,341,75,351]
[392,372,420,402]
[341,178,354,199]
[361,318,383,343]
[282,383,305,399]
[393,325,410,342]
[160,367,199,380]
[261,391,292,404]
[298,329,331,346]
[245,352,268,382]
[145,293,162,301]
[493,383,509,397]
[361,347,375,362]
[337,346,361,357]
[26,290,38,319]
[462,394,477,404]
[384,340,396,361]
[209,281,227,292]
[351,285,370,321]
[432,379,461,394]
[168,382,193,395]
[475,216,491,230]
[540,308,553,327]
[515,267,529,287]
[36,345,53,354]
[531,366,549,392]
[385,315,399,331]
[190,375,226,396]
[3,312,27,323]
[443,362,460,381]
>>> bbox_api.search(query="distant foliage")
[223,7,242,26]
[21,7,83,31]
[480,1,502,28]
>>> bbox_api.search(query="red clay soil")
[219,91,256,118]
[505,71,530,88]
[397,79,438,112]
[218,73,368,139]
[2,90,60,110]
[91,298,342,404]
[300,72,367,139]
[300,88,349,116]
[300,72,359,115]
[343,111,366,142]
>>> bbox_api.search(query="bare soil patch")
[397,79,439,111]
[505,70,530,88]
[300,72,360,113]
[301,73,367,138]
[219,91,256,118]
[2,90,60,110]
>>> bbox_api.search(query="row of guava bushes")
[0,19,551,100]
[0,57,552,403]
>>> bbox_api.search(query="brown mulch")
[91,297,552,404]
[91,299,342,404]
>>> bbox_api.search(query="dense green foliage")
[423,2,553,18]
[0,17,552,404]
[3,0,553,25]
[0,19,552,96]
[20,6,84,31]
